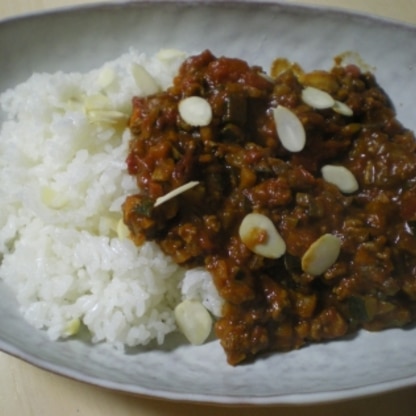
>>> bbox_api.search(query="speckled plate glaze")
[1,0,416,405]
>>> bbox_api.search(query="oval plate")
[1,0,416,405]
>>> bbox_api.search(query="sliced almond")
[178,96,213,127]
[333,100,354,116]
[40,186,68,209]
[156,48,186,62]
[301,233,341,276]
[154,181,199,208]
[116,218,130,239]
[321,165,359,194]
[84,93,111,111]
[63,318,81,337]
[273,105,306,152]
[239,212,286,259]
[97,67,116,89]
[83,94,128,125]
[174,299,212,345]
[301,86,335,109]
[131,63,161,96]
[86,109,127,125]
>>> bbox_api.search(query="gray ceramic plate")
[1,0,416,405]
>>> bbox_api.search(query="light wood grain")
[1,1,416,415]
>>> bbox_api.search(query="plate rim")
[1,0,416,406]
[1,0,416,31]
[2,335,416,405]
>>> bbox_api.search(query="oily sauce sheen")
[123,50,416,365]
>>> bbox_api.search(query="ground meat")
[123,50,416,365]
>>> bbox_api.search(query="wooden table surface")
[1,1,416,415]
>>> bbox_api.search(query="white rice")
[0,49,222,349]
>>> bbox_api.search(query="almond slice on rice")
[174,299,212,345]
[131,63,161,96]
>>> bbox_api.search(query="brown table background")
[1,1,416,415]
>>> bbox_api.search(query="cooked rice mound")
[0,49,222,348]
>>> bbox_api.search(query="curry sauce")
[123,50,416,365]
